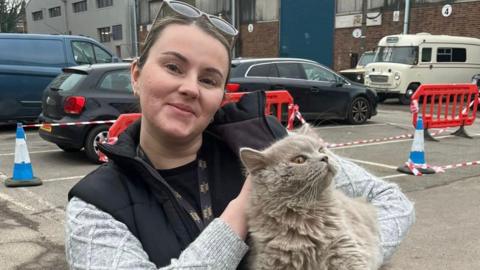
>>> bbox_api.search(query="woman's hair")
[137,16,232,83]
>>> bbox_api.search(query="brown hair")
[137,16,232,84]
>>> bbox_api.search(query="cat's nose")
[320,155,328,162]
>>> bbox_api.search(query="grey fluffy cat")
[239,125,382,270]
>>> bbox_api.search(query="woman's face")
[131,24,229,143]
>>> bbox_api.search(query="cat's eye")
[291,155,307,164]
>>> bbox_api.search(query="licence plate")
[40,124,52,133]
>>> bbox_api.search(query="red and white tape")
[326,128,447,149]
[287,104,306,130]
[440,160,480,171]
[406,161,422,176]
[405,160,479,176]
[461,97,480,114]
[22,119,116,128]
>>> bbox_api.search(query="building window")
[97,0,113,8]
[49,6,61,18]
[98,27,111,43]
[32,11,43,21]
[73,1,88,13]
[112,24,123,40]
[336,0,384,14]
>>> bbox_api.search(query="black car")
[38,63,139,163]
[228,58,377,124]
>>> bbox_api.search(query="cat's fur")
[240,125,382,270]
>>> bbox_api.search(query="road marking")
[386,122,417,128]
[345,158,398,169]
[0,192,37,212]
[0,149,62,156]
[382,174,407,179]
[0,140,46,147]
[43,175,84,183]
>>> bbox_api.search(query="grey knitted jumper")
[65,156,415,270]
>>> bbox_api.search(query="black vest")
[68,91,287,268]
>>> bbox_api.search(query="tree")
[0,0,25,33]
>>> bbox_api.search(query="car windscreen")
[357,52,375,66]
[48,72,87,92]
[373,46,418,65]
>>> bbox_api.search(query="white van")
[364,33,480,104]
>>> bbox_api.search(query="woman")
[65,1,414,269]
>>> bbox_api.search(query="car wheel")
[399,85,418,105]
[399,93,412,105]
[84,125,109,164]
[348,97,370,125]
[56,144,81,152]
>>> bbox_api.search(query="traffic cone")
[397,115,436,175]
[4,123,42,187]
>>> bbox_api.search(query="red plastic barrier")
[411,84,479,139]
[107,113,142,142]
[223,90,295,124]
[98,113,141,162]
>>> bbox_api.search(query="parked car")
[0,33,119,123]
[227,58,377,124]
[339,51,375,83]
[38,63,138,163]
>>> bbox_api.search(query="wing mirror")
[331,81,344,87]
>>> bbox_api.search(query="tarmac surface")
[0,101,479,269]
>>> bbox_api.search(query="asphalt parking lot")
[0,101,479,270]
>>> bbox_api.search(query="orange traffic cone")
[4,123,42,187]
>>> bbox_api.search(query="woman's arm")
[66,197,248,270]
[332,156,416,261]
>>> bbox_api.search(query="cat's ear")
[296,124,318,138]
[239,147,267,173]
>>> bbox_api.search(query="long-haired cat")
[240,125,382,270]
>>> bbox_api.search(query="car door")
[237,62,278,92]
[269,62,316,117]
[86,69,139,117]
[300,63,351,119]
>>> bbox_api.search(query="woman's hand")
[219,176,252,240]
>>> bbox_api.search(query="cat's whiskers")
[304,167,327,203]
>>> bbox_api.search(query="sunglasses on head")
[150,0,238,49]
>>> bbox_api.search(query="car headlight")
[394,73,401,80]
[356,74,363,81]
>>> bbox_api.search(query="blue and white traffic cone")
[397,115,435,175]
[5,123,42,187]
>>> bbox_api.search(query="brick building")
[136,0,280,59]
[334,0,480,71]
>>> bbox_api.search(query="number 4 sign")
[442,4,452,17]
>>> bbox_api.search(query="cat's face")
[240,125,337,200]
